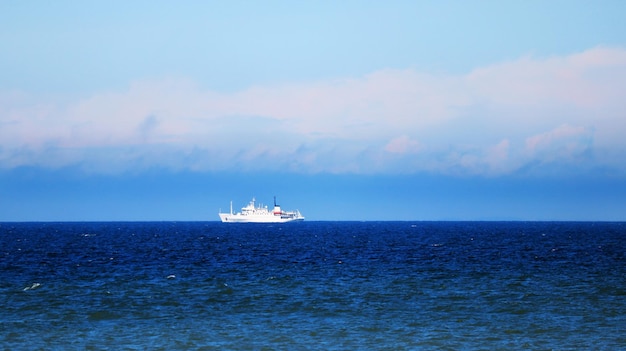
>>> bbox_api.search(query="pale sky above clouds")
[1,1,626,220]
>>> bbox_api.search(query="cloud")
[525,124,590,155]
[1,46,626,176]
[137,115,159,140]
[384,136,421,154]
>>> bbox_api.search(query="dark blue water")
[1,221,624,350]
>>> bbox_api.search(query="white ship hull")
[218,197,304,223]
[218,213,304,223]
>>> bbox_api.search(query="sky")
[1,1,626,221]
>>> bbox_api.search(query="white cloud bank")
[1,46,625,175]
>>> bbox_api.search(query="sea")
[1,221,624,350]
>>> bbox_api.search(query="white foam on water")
[23,283,41,291]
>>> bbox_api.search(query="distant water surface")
[1,221,624,350]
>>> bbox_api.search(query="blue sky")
[1,1,626,221]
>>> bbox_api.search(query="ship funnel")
[273,196,282,215]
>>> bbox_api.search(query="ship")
[218,197,304,223]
